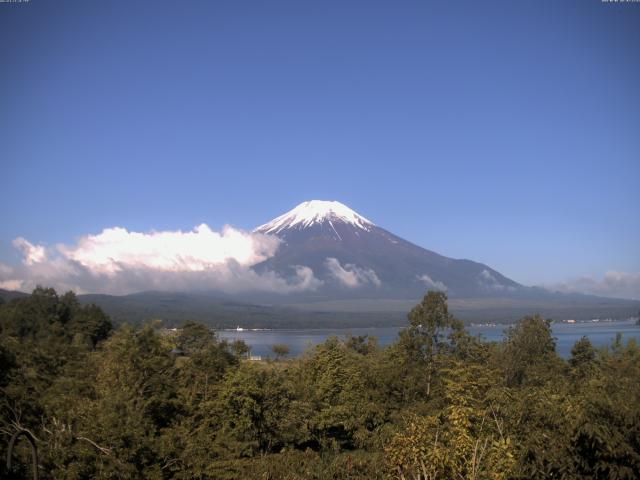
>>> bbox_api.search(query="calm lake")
[218,319,640,359]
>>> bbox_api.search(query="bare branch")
[77,436,112,456]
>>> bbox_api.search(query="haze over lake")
[218,319,640,359]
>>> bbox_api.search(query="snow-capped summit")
[255,200,374,235]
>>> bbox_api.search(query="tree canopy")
[1,287,639,479]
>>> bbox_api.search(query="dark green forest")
[1,288,639,479]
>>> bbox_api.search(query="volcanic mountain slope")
[253,200,523,300]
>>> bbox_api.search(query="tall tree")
[502,315,562,387]
[397,291,462,397]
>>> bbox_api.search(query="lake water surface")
[218,320,640,359]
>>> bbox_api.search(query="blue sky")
[1,0,639,295]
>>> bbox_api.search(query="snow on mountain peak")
[255,200,375,235]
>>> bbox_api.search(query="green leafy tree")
[272,343,290,360]
[213,363,298,457]
[176,320,216,354]
[231,339,250,358]
[345,334,378,356]
[569,336,596,369]
[296,337,384,450]
[175,321,238,405]
[386,359,515,480]
[568,339,640,479]
[502,315,562,387]
[76,325,178,477]
[393,291,462,399]
[568,336,597,382]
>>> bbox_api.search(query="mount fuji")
[253,200,523,300]
[29,200,636,327]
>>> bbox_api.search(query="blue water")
[218,320,640,359]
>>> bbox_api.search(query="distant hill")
[76,291,408,329]
[79,290,640,329]
[0,288,29,302]
[2,288,638,329]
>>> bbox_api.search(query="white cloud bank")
[325,257,381,288]
[0,224,323,295]
[547,271,640,301]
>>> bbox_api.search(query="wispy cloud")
[325,257,381,288]
[477,269,516,292]
[0,225,323,295]
[417,274,447,292]
[546,271,640,300]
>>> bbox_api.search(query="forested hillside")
[1,288,639,479]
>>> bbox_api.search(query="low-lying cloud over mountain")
[325,257,381,288]
[417,274,448,292]
[0,224,322,295]
[547,271,640,301]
